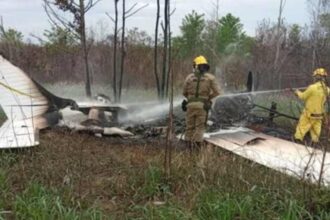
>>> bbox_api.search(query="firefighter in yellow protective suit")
[182,56,221,148]
[294,68,330,144]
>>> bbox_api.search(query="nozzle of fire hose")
[253,103,299,120]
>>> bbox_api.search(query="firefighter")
[182,55,221,149]
[294,68,330,144]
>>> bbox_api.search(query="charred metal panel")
[211,94,254,126]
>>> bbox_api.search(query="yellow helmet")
[193,55,208,66]
[313,68,327,77]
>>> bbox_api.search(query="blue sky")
[0,0,310,41]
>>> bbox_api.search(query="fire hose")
[253,103,299,121]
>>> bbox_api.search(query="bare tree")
[161,0,170,100]
[211,0,220,21]
[154,0,161,99]
[165,51,174,179]
[163,0,175,179]
[118,2,148,102]
[107,1,147,102]
[113,0,119,102]
[307,0,329,69]
[274,0,286,89]
[43,0,101,97]
[80,0,92,97]
[152,0,174,100]
[118,0,126,103]
[106,0,119,102]
[165,1,171,97]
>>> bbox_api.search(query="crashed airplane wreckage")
[0,55,130,148]
[1,54,330,186]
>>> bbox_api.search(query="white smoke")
[121,98,182,123]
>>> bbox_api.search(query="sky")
[0,0,310,42]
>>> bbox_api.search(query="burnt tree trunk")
[161,0,169,100]
[274,0,284,89]
[154,0,161,99]
[113,0,119,102]
[118,0,126,103]
[79,0,92,97]
[165,35,174,180]
[164,0,172,179]
[165,1,171,98]
[165,65,173,179]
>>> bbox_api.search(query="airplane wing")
[206,128,330,186]
[0,55,49,148]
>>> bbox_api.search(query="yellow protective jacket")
[295,81,330,116]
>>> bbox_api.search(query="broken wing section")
[0,55,49,123]
[0,120,38,148]
[0,55,49,148]
[206,130,330,185]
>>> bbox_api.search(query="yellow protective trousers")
[294,111,322,143]
[185,104,207,143]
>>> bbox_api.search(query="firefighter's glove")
[181,99,188,112]
[203,100,212,111]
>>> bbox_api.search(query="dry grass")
[0,128,330,219]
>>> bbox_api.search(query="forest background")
[0,0,329,102]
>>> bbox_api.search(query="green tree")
[216,13,245,54]
[172,10,205,58]
[0,25,24,61]
[0,28,23,44]
[238,35,255,57]
[288,24,302,46]
[43,27,77,52]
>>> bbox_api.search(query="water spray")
[120,98,182,123]
[119,87,306,124]
[219,87,306,99]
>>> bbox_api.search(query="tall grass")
[194,188,315,220]
[132,203,189,220]
[142,165,171,199]
[0,130,330,219]
[0,169,10,220]
[14,183,106,220]
[127,148,330,219]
